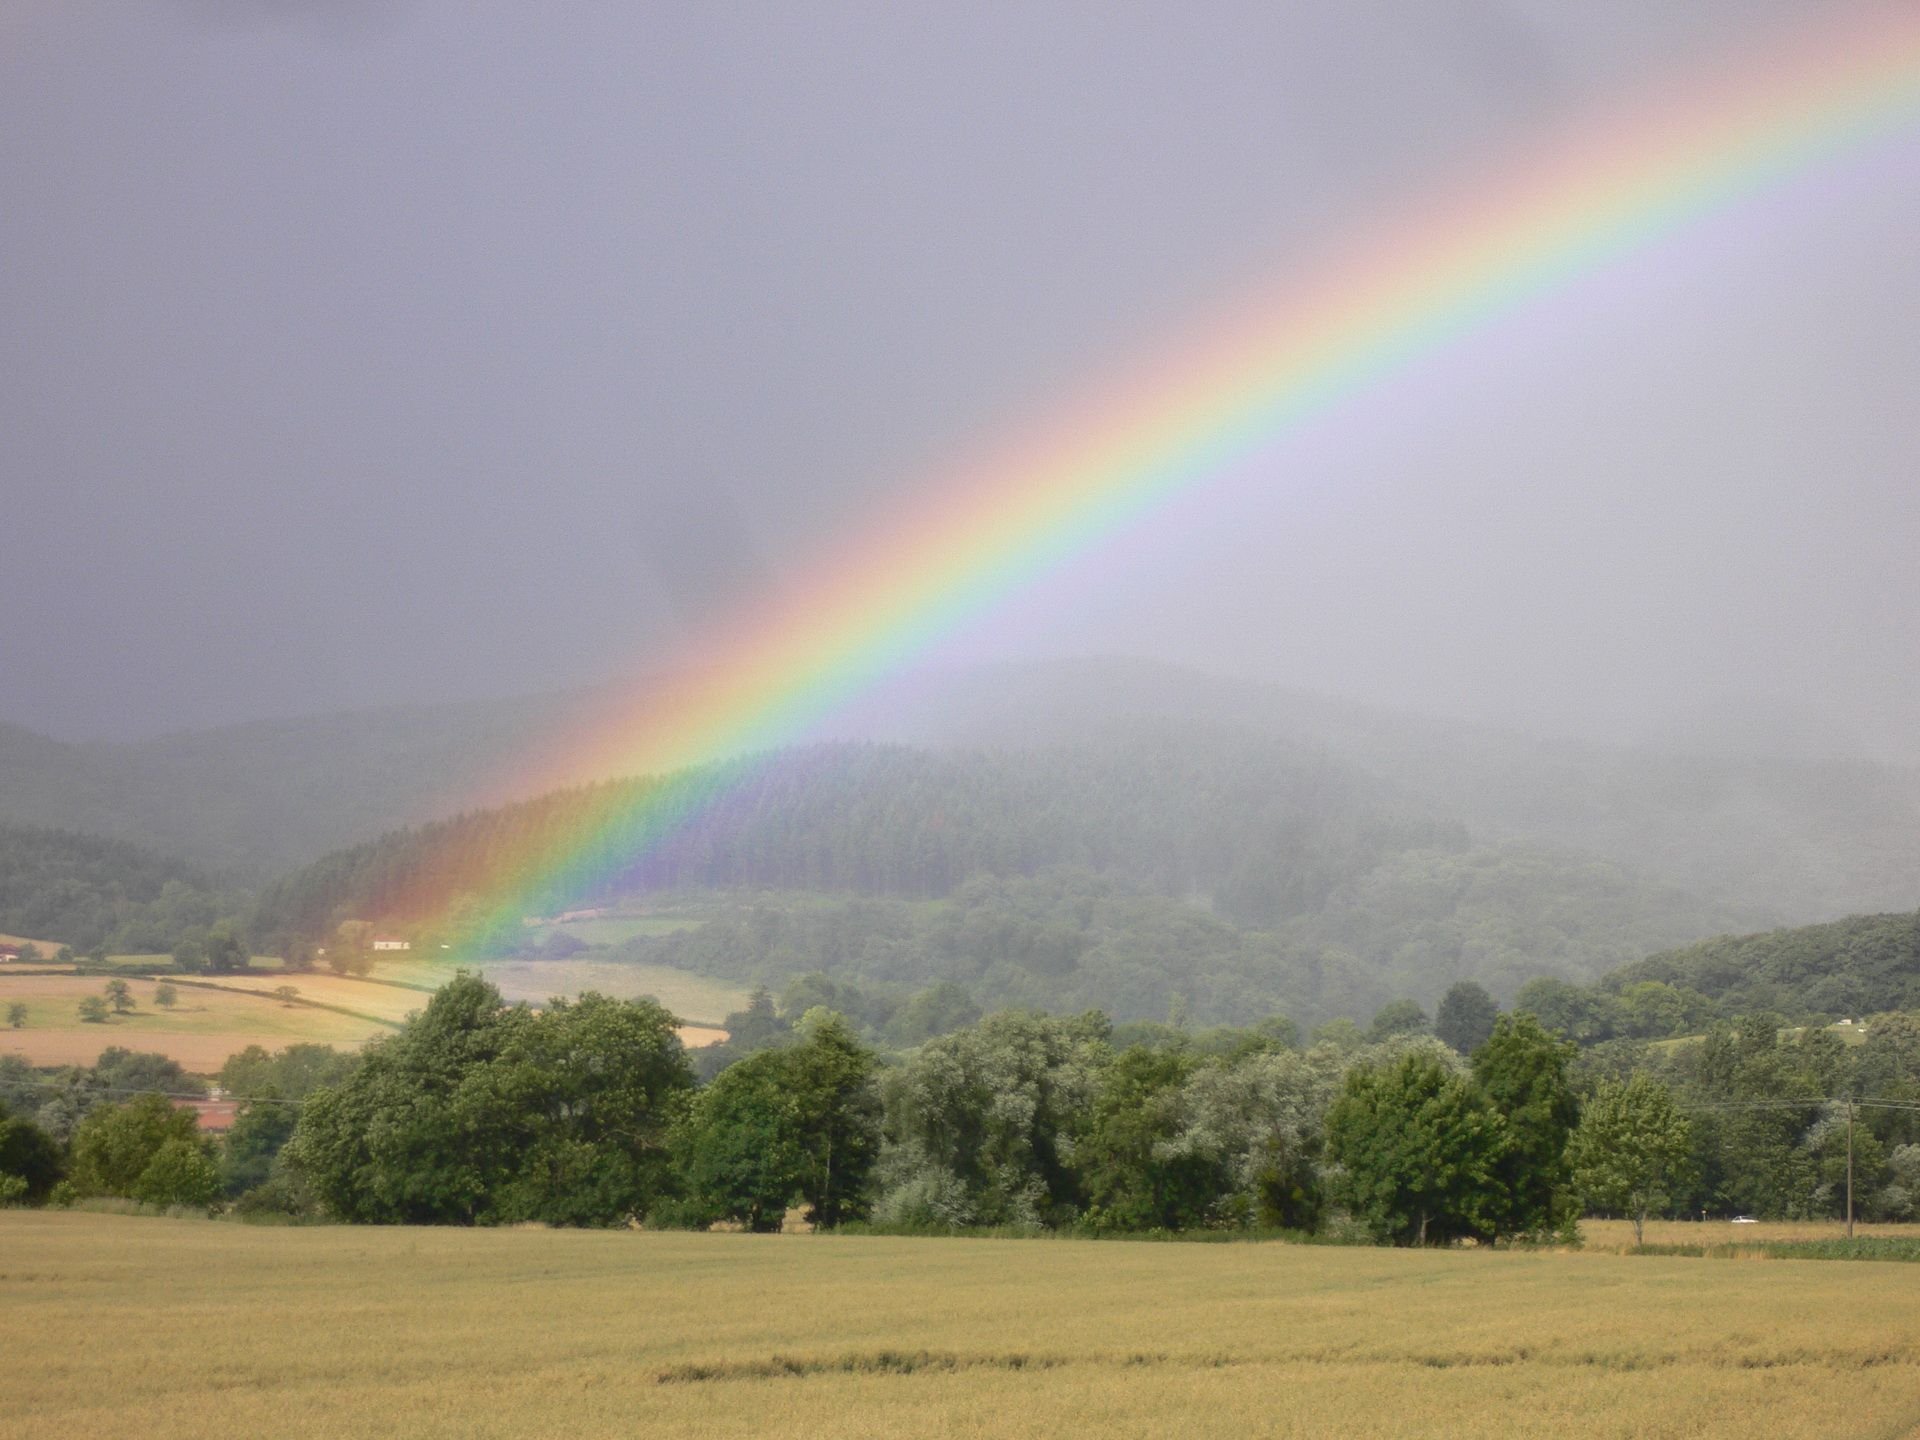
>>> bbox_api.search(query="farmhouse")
[0,943,20,963]
[371,937,412,952]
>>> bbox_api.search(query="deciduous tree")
[1326,1047,1505,1246]
[1567,1073,1692,1244]
[1435,982,1499,1055]
[69,1095,207,1200]
[288,975,692,1226]
[1473,1015,1578,1241]
[1365,1000,1429,1043]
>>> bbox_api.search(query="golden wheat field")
[0,966,729,1071]
[0,975,389,1069]
[4,1214,1919,1440]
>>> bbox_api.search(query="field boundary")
[167,978,404,1031]
[1631,1238,1920,1263]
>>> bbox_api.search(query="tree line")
[0,824,237,955]
[11,976,1915,1236]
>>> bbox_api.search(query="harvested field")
[188,971,430,1024]
[0,974,385,1070]
[5,1214,1920,1439]
[0,971,724,1073]
[1,1030,358,1071]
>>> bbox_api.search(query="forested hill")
[8,657,1920,920]
[1612,911,1920,1022]
[0,825,229,953]
[255,733,1451,931]
[1487,909,1920,1047]
[839,657,1920,923]
[255,733,1749,1024]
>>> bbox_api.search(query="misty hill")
[834,656,1920,924]
[255,734,1748,1025]
[0,695,570,878]
[7,656,1920,927]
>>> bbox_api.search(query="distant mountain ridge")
[4,656,1920,927]
[831,657,1920,924]
[0,694,574,878]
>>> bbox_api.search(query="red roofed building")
[173,1098,239,1133]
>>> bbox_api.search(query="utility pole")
[1846,1098,1855,1240]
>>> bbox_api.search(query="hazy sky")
[4,1,1915,753]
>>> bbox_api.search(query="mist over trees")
[13,658,1920,924]
[251,736,1745,1027]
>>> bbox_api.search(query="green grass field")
[4,1214,1919,1439]
[376,956,746,1026]
[531,915,707,946]
[474,958,745,1025]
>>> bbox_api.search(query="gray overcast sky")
[4,1,1916,754]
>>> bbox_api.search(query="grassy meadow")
[464,958,744,1027]
[527,914,707,946]
[5,1214,1920,1440]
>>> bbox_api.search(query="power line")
[1677,1097,1920,1114]
[3,1078,305,1108]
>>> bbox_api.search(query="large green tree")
[1472,1015,1578,1242]
[1325,1047,1506,1246]
[217,1044,359,1198]
[1156,1044,1346,1231]
[68,1095,210,1201]
[1077,1046,1216,1232]
[1366,1000,1430,1044]
[677,1012,882,1231]
[677,1050,808,1231]
[877,1010,1108,1229]
[783,1011,882,1227]
[288,975,692,1225]
[130,1138,220,1208]
[0,1102,63,1203]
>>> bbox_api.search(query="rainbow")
[458,10,1920,933]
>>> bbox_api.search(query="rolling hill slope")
[255,733,1751,1025]
[6,656,1919,927]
